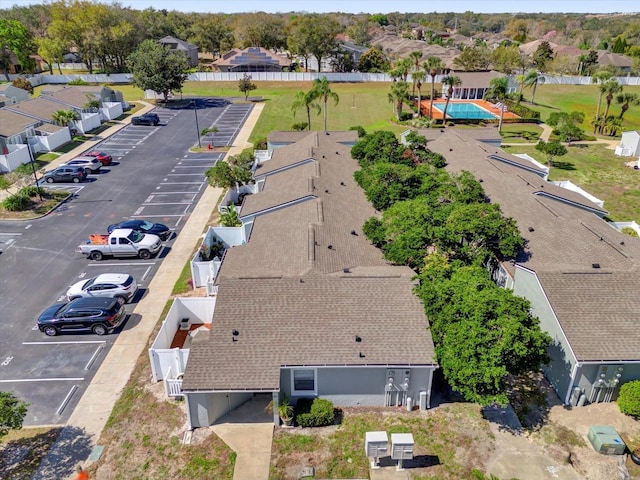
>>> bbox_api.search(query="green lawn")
[502,143,639,221]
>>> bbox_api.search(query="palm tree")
[423,56,443,120]
[515,73,525,102]
[291,90,321,131]
[51,109,80,129]
[311,76,339,131]
[485,76,509,132]
[615,92,640,120]
[523,70,544,104]
[389,57,412,82]
[600,79,622,133]
[409,50,423,97]
[441,75,461,125]
[388,81,409,121]
[591,70,613,123]
[413,70,426,117]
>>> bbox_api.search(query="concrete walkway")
[31,101,266,479]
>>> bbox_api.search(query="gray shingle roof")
[7,97,76,122]
[427,129,640,362]
[181,274,436,391]
[0,109,39,137]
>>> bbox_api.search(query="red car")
[85,150,113,166]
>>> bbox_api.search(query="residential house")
[596,51,633,73]
[444,70,516,100]
[615,130,640,157]
[180,131,438,427]
[7,96,100,135]
[158,36,199,67]
[424,128,640,407]
[0,84,31,105]
[41,85,124,121]
[213,47,291,73]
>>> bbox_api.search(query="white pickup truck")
[77,228,163,261]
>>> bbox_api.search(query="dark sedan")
[107,219,171,241]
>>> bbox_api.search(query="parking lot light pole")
[26,139,43,200]
[192,100,201,149]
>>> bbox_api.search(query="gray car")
[43,166,87,183]
[62,156,103,174]
[66,273,138,304]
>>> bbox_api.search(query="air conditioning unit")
[179,318,190,330]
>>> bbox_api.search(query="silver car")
[62,156,103,174]
[66,273,138,304]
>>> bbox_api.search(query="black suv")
[131,113,160,126]
[37,297,126,336]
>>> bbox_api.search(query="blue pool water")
[433,102,497,120]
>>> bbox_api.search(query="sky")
[2,0,639,14]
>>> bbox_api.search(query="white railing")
[206,279,219,297]
[164,367,183,398]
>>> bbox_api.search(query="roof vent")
[232,329,239,336]
[355,335,362,342]
[326,131,330,135]
[620,241,625,245]
[325,189,329,193]
[479,179,483,183]
[350,230,358,236]
[343,268,350,273]
[328,245,333,250]
[528,227,535,232]
[449,148,453,152]
[592,263,600,269]
[440,129,445,133]
[322,155,325,158]
[336,151,339,154]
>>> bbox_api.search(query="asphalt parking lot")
[0,99,252,425]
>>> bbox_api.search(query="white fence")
[148,297,216,382]
[10,71,640,87]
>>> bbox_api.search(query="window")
[291,369,317,395]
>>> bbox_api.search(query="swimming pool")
[433,102,497,120]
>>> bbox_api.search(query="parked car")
[43,166,87,183]
[107,219,171,241]
[131,113,160,126]
[66,273,138,304]
[84,150,112,166]
[76,228,163,261]
[37,297,126,336]
[62,156,102,174]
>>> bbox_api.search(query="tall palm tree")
[615,92,640,120]
[413,70,426,117]
[409,50,423,96]
[388,81,410,121]
[423,56,443,120]
[523,70,544,104]
[485,76,509,132]
[515,73,526,102]
[311,76,339,131]
[390,57,412,82]
[600,79,622,133]
[441,75,461,125]
[591,70,613,122]
[291,90,321,131]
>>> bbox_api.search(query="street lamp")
[26,138,43,200]
[192,100,201,149]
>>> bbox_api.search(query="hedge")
[295,398,335,427]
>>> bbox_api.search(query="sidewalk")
[32,101,266,479]
[0,101,155,202]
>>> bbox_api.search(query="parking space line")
[141,266,152,281]
[56,385,78,415]
[131,214,185,218]
[143,202,193,205]
[84,344,104,370]
[23,340,106,345]
[87,262,156,267]
[167,173,206,176]
[0,378,85,382]
[162,182,204,185]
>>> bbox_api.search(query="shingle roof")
[181,274,436,391]
[0,109,39,137]
[7,97,76,122]
[42,86,102,108]
[427,129,640,362]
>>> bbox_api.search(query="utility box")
[391,433,414,471]
[365,431,388,469]
[588,425,626,455]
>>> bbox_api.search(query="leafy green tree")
[291,90,321,131]
[190,14,234,58]
[234,13,286,50]
[287,14,339,73]
[547,111,585,142]
[388,81,410,121]
[370,14,389,26]
[205,161,253,190]
[346,19,372,46]
[523,70,545,104]
[238,73,257,100]
[491,44,523,74]
[424,56,444,119]
[592,70,613,123]
[36,36,66,74]
[441,75,462,124]
[311,76,339,131]
[615,92,640,120]
[535,140,568,166]
[578,50,598,76]
[0,392,28,440]
[484,76,509,132]
[0,19,34,81]
[355,162,423,210]
[453,44,491,71]
[504,18,529,43]
[611,35,628,54]
[532,41,554,72]
[127,39,189,102]
[351,130,401,167]
[356,46,390,73]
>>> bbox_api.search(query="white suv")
[66,273,138,304]
[62,156,103,174]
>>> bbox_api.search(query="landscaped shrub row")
[505,100,541,120]
[295,398,335,427]
[1,186,46,211]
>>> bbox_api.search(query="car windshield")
[128,230,144,243]
[83,278,96,288]
[140,221,154,231]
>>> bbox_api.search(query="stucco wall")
[186,391,253,428]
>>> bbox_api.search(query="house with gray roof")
[159,36,199,67]
[180,131,438,427]
[425,128,640,407]
[6,95,100,135]
[214,47,291,73]
[40,85,125,121]
[0,84,31,105]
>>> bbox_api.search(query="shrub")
[12,77,33,94]
[291,122,308,131]
[2,193,31,211]
[253,137,267,150]
[622,227,639,238]
[295,398,335,427]
[349,125,367,137]
[68,78,89,85]
[19,186,45,198]
[618,380,640,419]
